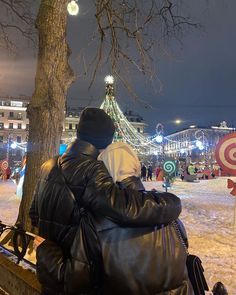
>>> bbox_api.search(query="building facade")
[61,106,84,144]
[0,98,148,165]
[2,95,234,170]
[0,96,29,166]
[163,122,235,166]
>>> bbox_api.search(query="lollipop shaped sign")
[216,133,236,227]
[215,132,236,176]
[163,160,176,175]
[1,160,8,171]
[163,160,176,192]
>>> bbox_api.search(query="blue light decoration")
[155,135,163,143]
[196,140,204,150]
[10,142,17,149]
[198,144,204,151]
[59,144,67,155]
[195,140,202,148]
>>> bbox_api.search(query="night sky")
[0,1,236,135]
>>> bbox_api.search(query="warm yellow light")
[175,119,181,124]
[67,0,79,16]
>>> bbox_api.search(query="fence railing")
[0,221,36,266]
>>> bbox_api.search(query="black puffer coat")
[95,177,193,295]
[31,139,182,294]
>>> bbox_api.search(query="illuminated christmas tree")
[100,75,160,156]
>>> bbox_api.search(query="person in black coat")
[141,164,147,181]
[34,141,192,295]
[31,108,182,295]
[147,165,153,181]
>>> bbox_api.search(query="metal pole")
[6,135,10,162]
[234,198,236,228]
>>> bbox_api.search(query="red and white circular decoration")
[1,160,9,171]
[215,133,236,176]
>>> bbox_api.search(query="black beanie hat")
[77,108,115,149]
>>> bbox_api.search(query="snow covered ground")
[144,178,236,294]
[0,180,20,225]
[0,178,236,293]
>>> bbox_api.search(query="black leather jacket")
[31,140,182,294]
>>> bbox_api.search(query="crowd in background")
[141,162,221,183]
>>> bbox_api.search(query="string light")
[100,75,161,155]
[100,74,211,157]
[10,141,27,150]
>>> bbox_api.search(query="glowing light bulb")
[175,119,181,124]
[155,135,163,143]
[67,0,79,16]
[104,75,114,84]
[11,142,17,149]
[196,140,202,148]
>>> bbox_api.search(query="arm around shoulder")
[83,161,182,226]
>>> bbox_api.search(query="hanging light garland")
[164,131,209,154]
[100,75,211,156]
[10,141,27,151]
[100,75,162,155]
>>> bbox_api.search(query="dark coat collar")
[65,139,99,159]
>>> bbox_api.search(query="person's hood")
[98,142,141,183]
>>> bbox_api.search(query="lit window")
[11,101,23,107]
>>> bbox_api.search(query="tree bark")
[17,0,74,231]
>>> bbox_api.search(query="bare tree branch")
[0,0,36,52]
[0,0,200,102]
[90,0,199,94]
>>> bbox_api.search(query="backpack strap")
[57,157,86,204]
[57,156,104,294]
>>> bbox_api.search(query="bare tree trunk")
[17,0,74,231]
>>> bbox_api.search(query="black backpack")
[37,156,103,294]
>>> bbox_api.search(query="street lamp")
[175,119,182,124]
[67,0,79,16]
[155,135,163,143]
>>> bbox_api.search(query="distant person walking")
[156,167,164,181]
[147,165,153,181]
[155,166,161,180]
[141,164,147,181]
